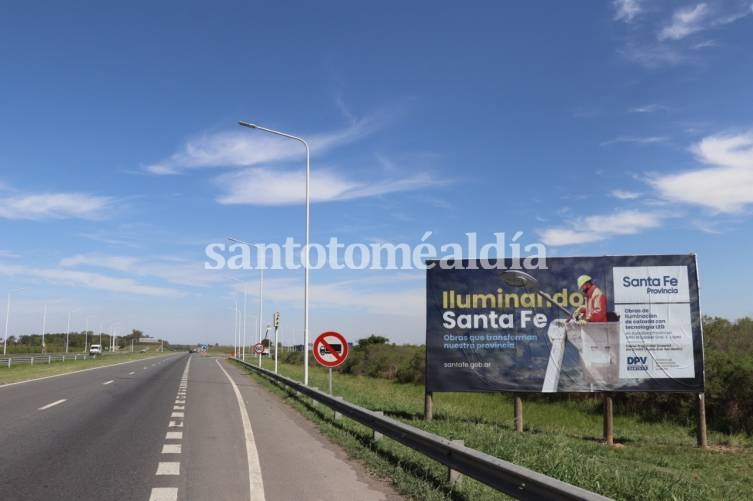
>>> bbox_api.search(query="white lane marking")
[161,444,182,454]
[156,462,180,475]
[166,431,183,440]
[39,399,67,410]
[103,380,114,385]
[168,421,183,428]
[143,367,148,370]
[175,399,185,404]
[216,359,266,501]
[173,405,185,410]
[171,412,184,418]
[0,354,179,389]
[149,487,178,501]
[129,371,136,375]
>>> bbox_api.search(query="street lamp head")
[238,121,257,129]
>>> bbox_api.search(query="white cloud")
[145,114,386,175]
[60,253,224,288]
[651,131,753,212]
[539,210,664,246]
[601,136,669,146]
[215,167,442,205]
[235,275,423,317]
[619,41,688,68]
[0,193,113,220]
[659,3,711,41]
[614,0,643,23]
[611,190,641,200]
[0,263,181,297]
[658,2,752,41]
[628,104,667,113]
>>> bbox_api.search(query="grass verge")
[0,352,173,385]
[231,358,753,501]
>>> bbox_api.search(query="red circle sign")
[312,331,349,368]
[253,343,265,355]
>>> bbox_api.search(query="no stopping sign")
[312,331,349,368]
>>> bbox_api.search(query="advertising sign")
[426,255,704,393]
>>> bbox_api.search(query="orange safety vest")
[585,286,607,322]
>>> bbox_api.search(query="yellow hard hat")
[577,274,592,289]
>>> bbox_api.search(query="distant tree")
[357,335,389,348]
[131,329,144,342]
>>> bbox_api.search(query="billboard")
[425,255,704,393]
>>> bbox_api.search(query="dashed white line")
[149,487,178,501]
[103,380,114,385]
[129,371,135,375]
[168,421,183,428]
[171,412,184,418]
[39,399,67,410]
[161,444,182,454]
[165,431,183,440]
[156,461,180,475]
[173,405,184,410]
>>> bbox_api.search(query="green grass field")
[233,358,753,500]
[0,351,173,385]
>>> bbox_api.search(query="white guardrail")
[0,352,123,368]
[231,357,612,501]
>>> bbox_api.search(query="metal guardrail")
[0,352,119,368]
[232,358,610,501]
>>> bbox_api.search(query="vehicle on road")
[89,344,102,355]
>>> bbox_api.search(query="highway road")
[0,354,401,501]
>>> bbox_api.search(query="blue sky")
[1,0,752,345]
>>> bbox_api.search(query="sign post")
[273,312,281,374]
[312,331,349,395]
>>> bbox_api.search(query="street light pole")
[41,304,47,353]
[65,309,78,353]
[228,236,266,367]
[238,120,311,385]
[84,316,93,353]
[3,287,25,355]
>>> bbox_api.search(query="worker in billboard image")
[572,275,607,323]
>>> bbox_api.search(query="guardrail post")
[31,356,34,366]
[696,392,708,448]
[603,394,614,446]
[513,395,524,432]
[424,390,433,421]
[372,411,384,441]
[334,397,344,420]
[311,387,319,407]
[447,439,464,487]
[7,358,10,368]
[48,355,51,365]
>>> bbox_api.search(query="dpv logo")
[626,356,648,371]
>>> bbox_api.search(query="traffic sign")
[253,343,265,355]
[312,331,349,368]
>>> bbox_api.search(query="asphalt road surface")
[0,354,401,501]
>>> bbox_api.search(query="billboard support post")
[603,394,614,446]
[513,396,523,432]
[696,393,708,448]
[424,390,433,421]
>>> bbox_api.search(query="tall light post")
[228,236,265,367]
[238,121,311,385]
[3,287,25,355]
[41,304,47,353]
[84,315,94,353]
[231,276,248,361]
[66,308,79,353]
